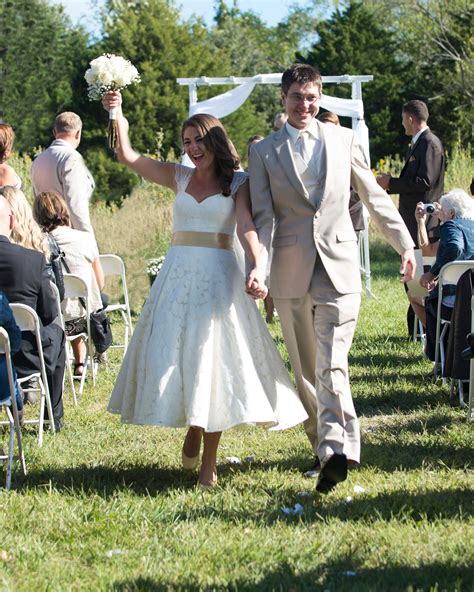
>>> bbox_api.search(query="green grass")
[0,237,472,591]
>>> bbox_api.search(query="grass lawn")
[1,238,472,591]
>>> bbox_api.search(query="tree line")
[1,0,472,203]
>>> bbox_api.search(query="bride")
[102,91,307,488]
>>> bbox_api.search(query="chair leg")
[5,406,14,490]
[65,351,77,406]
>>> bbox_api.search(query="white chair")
[10,304,56,446]
[468,292,474,420]
[408,251,435,346]
[50,282,77,406]
[63,273,96,395]
[99,254,133,356]
[0,328,27,489]
[434,261,474,380]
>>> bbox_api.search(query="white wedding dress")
[108,165,308,432]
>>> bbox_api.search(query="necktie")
[296,131,311,163]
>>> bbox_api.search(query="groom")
[248,64,415,493]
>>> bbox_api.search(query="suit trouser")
[14,324,66,423]
[274,259,361,463]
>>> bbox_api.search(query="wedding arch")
[177,73,375,297]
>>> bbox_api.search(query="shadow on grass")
[109,561,471,591]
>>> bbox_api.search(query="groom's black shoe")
[316,454,347,494]
[303,457,321,478]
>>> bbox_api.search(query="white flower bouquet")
[147,256,165,284]
[84,54,140,148]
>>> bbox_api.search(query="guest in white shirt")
[33,191,104,377]
[31,112,96,237]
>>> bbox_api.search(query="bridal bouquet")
[84,54,140,148]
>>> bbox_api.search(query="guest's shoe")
[182,450,200,470]
[316,453,348,494]
[73,363,85,378]
[303,456,321,478]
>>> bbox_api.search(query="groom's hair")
[281,64,322,96]
[402,100,429,123]
[54,112,82,135]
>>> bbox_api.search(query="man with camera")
[376,100,445,247]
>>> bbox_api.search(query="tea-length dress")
[108,165,308,432]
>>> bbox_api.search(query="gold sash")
[172,231,233,251]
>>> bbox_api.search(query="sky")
[57,0,300,35]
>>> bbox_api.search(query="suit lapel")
[273,128,309,200]
[315,119,329,209]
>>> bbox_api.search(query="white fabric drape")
[188,75,371,166]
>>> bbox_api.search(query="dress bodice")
[172,165,247,235]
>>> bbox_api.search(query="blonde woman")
[0,186,64,298]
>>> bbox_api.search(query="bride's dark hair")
[181,114,241,197]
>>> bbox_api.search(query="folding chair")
[99,254,133,356]
[62,273,96,395]
[469,292,474,421]
[408,251,435,346]
[50,282,77,406]
[0,328,27,489]
[10,303,56,446]
[434,261,474,380]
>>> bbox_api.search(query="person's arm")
[0,295,22,354]
[388,139,444,196]
[248,143,274,281]
[61,152,95,235]
[0,164,19,188]
[415,201,439,256]
[349,136,416,282]
[92,258,105,292]
[36,256,57,326]
[235,182,267,299]
[102,91,176,191]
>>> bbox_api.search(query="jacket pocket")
[272,234,297,248]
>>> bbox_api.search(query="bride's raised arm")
[102,90,176,191]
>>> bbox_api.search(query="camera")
[461,332,474,360]
[422,203,436,214]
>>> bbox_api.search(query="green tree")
[0,0,89,154]
[298,1,410,163]
[366,0,473,154]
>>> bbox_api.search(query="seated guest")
[0,124,22,189]
[0,190,65,430]
[33,191,104,376]
[420,189,474,362]
[0,291,24,416]
[2,186,64,299]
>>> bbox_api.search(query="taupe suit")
[31,139,95,236]
[249,120,414,462]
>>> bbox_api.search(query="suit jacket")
[249,120,414,298]
[31,139,95,236]
[388,129,444,205]
[0,236,58,368]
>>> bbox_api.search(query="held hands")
[399,248,416,283]
[245,268,268,300]
[376,172,391,190]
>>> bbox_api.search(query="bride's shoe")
[197,473,217,490]
[182,450,200,470]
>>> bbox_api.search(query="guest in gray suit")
[31,112,95,237]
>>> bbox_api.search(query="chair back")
[0,328,15,402]
[99,254,125,277]
[63,274,89,301]
[9,303,41,335]
[439,261,474,286]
